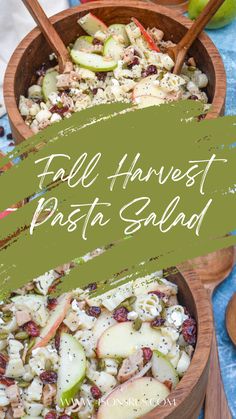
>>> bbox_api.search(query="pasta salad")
[19,13,209,133]
[0,265,197,418]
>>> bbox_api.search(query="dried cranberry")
[163,380,172,391]
[50,104,69,116]
[0,376,15,386]
[92,38,103,46]
[8,142,15,147]
[85,282,97,291]
[6,133,13,140]
[58,415,71,419]
[36,63,47,77]
[23,321,40,337]
[182,318,197,345]
[96,72,107,82]
[113,306,128,322]
[40,370,57,384]
[127,57,140,69]
[91,385,102,400]
[142,65,157,77]
[64,88,71,94]
[0,353,8,374]
[149,291,166,299]
[47,297,58,311]
[87,306,101,318]
[142,347,153,363]
[92,88,98,95]
[189,95,198,101]
[44,412,57,419]
[0,127,5,137]
[151,317,165,328]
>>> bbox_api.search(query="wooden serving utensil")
[226,293,236,345]
[168,0,226,74]
[181,247,235,419]
[22,0,70,72]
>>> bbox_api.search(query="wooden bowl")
[146,266,212,419]
[4,1,226,143]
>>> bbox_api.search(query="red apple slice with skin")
[97,322,163,358]
[97,377,170,419]
[32,293,71,350]
[131,17,160,52]
[77,13,108,36]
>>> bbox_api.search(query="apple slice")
[132,75,166,100]
[152,350,179,389]
[77,13,108,36]
[71,49,117,72]
[133,95,165,109]
[108,24,130,46]
[74,35,93,51]
[42,70,58,101]
[32,293,71,350]
[103,36,124,61]
[57,333,86,407]
[97,377,170,419]
[97,322,162,358]
[131,17,160,52]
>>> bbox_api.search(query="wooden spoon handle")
[22,0,70,72]
[204,327,232,419]
[178,0,225,51]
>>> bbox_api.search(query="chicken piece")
[42,383,56,406]
[5,384,24,418]
[148,28,164,43]
[0,408,6,419]
[118,349,144,383]
[56,73,71,88]
[15,310,31,327]
[123,46,136,64]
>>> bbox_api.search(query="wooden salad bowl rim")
[4,0,226,143]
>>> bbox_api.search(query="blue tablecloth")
[0,1,236,417]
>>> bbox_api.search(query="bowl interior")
[16,5,216,105]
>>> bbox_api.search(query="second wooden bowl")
[4,1,226,143]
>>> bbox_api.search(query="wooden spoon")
[181,247,235,419]
[22,0,70,72]
[168,0,226,74]
[226,293,236,345]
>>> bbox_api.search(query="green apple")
[77,13,108,36]
[103,36,125,61]
[188,0,236,29]
[42,70,58,101]
[97,321,162,358]
[108,24,130,46]
[71,49,117,72]
[152,350,179,388]
[57,333,86,407]
[97,377,170,419]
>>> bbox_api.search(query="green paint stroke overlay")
[0,100,235,298]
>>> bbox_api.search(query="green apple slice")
[71,49,117,72]
[97,377,170,419]
[108,24,130,46]
[73,35,102,55]
[73,35,93,51]
[152,350,179,388]
[97,322,162,358]
[103,36,124,61]
[42,70,58,101]
[57,333,86,407]
[77,13,108,36]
